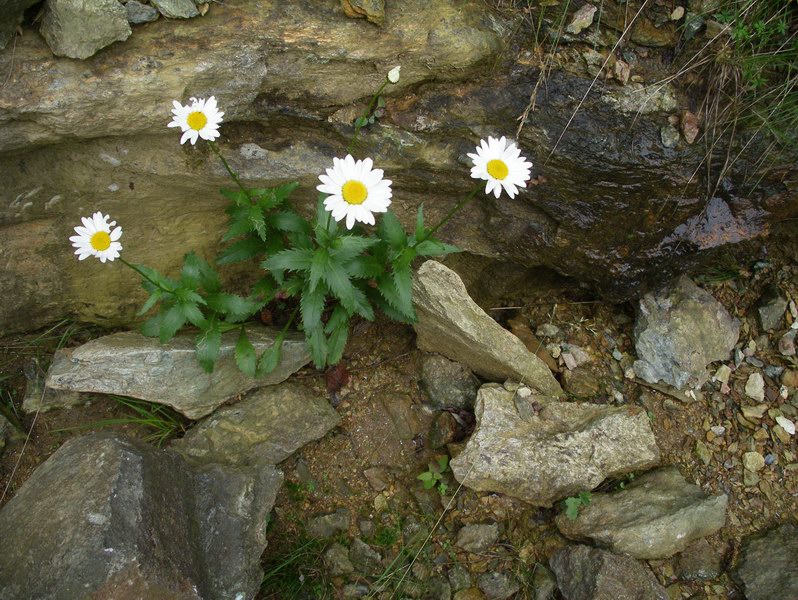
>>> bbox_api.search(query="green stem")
[423,184,483,240]
[208,140,251,201]
[119,258,173,293]
[347,80,390,155]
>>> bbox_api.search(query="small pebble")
[776,416,796,436]
[670,6,685,20]
[624,367,636,380]
[743,451,765,472]
[536,324,560,338]
[710,425,726,436]
[765,453,777,466]
[745,373,765,402]
[714,365,731,384]
[746,356,765,368]
[612,349,623,361]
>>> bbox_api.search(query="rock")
[779,330,796,356]
[450,385,659,506]
[783,369,798,388]
[477,572,519,599]
[307,508,350,539]
[449,565,473,592]
[341,0,385,26]
[428,577,453,600]
[562,364,603,398]
[0,0,39,50]
[743,451,766,472]
[680,110,700,144]
[324,542,354,576]
[412,262,562,397]
[566,4,597,34]
[661,124,680,148]
[363,466,390,491]
[684,13,705,40]
[41,328,310,419]
[536,323,561,338]
[734,523,798,600]
[756,285,787,331]
[745,373,766,402]
[150,0,199,19]
[633,276,740,389]
[670,6,685,20]
[556,467,727,559]
[0,432,281,599]
[455,523,499,554]
[429,411,459,449]
[0,413,20,455]
[695,440,712,465]
[676,539,722,580]
[126,0,160,24]
[531,565,558,600]
[349,538,382,576]
[171,382,338,466]
[40,0,131,59]
[776,415,795,435]
[381,392,425,440]
[550,545,668,600]
[421,353,478,410]
[454,590,486,600]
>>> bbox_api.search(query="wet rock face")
[450,385,660,506]
[633,276,740,389]
[0,1,794,334]
[0,432,282,600]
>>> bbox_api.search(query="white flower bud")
[387,66,401,84]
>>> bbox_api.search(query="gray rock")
[566,4,597,34]
[633,276,740,389]
[449,564,473,592]
[450,385,660,506]
[780,330,797,356]
[550,545,668,600]
[676,538,722,581]
[428,577,453,600]
[40,0,131,59]
[660,124,680,148]
[421,353,478,409]
[412,262,562,397]
[0,413,20,454]
[150,0,199,19]
[0,0,39,49]
[41,328,310,419]
[757,285,788,332]
[126,0,160,24]
[0,432,281,599]
[734,523,798,600]
[531,565,558,600]
[349,538,382,576]
[429,411,459,449]
[307,508,350,539]
[171,382,338,466]
[478,572,520,599]
[324,542,354,576]
[745,373,765,402]
[555,467,727,559]
[455,523,499,554]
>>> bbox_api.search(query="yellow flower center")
[342,180,368,205]
[487,159,509,180]
[90,231,111,251]
[186,111,208,131]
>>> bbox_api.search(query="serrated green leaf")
[330,235,379,263]
[282,275,305,297]
[368,287,416,324]
[206,293,260,322]
[351,286,375,321]
[137,289,163,316]
[235,328,257,377]
[326,319,349,365]
[252,275,278,302]
[223,204,254,241]
[377,211,406,249]
[249,205,268,241]
[309,248,328,293]
[269,210,308,234]
[345,255,384,279]
[314,195,338,242]
[436,455,449,472]
[180,252,221,293]
[415,240,460,257]
[300,283,327,333]
[322,261,356,312]
[262,248,314,272]
[181,301,207,328]
[195,317,221,373]
[306,326,328,369]
[131,263,177,292]
[140,313,162,337]
[174,288,206,306]
[378,274,415,321]
[159,304,187,343]
[564,497,582,521]
[257,336,283,376]
[220,188,250,205]
[392,262,413,316]
[216,237,269,265]
[270,182,300,205]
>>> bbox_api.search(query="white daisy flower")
[316,155,392,230]
[468,136,533,199]
[167,96,224,145]
[69,212,123,263]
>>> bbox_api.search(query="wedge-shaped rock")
[550,545,668,600]
[0,432,282,600]
[40,0,131,59]
[412,261,562,397]
[42,328,310,419]
[450,385,659,506]
[556,466,727,559]
[172,382,339,467]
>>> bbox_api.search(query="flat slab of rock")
[41,327,310,419]
[734,523,798,600]
[450,385,659,506]
[633,276,740,389]
[172,382,339,467]
[556,466,727,559]
[0,432,281,599]
[412,261,562,397]
[550,545,668,600]
[40,0,131,59]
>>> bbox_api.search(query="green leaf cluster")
[563,491,592,521]
[417,455,450,495]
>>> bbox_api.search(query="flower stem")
[119,258,173,293]
[208,140,251,201]
[423,184,483,240]
[347,80,390,155]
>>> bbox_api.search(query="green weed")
[260,531,330,599]
[417,455,450,495]
[563,491,592,520]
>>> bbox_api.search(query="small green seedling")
[417,455,449,494]
[564,491,592,520]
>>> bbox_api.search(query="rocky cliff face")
[0,0,794,333]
